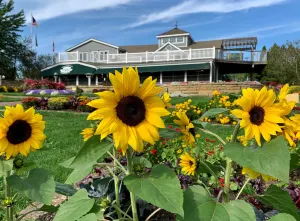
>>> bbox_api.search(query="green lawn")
[0,96,21,102]
[170,96,211,105]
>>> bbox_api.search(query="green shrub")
[48,97,70,110]
[288,86,300,94]
[0,86,8,92]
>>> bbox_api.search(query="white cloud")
[21,0,136,22]
[127,0,288,28]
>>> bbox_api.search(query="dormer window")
[177,36,184,43]
[170,37,176,43]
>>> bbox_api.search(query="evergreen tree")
[0,0,26,79]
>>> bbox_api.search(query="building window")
[166,45,173,50]
[170,37,176,43]
[163,38,169,43]
[177,36,184,43]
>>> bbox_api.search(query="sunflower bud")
[13,158,24,169]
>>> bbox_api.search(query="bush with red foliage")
[24,79,66,90]
[21,97,40,109]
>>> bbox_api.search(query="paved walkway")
[0,101,21,107]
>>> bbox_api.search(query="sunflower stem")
[112,149,122,220]
[223,122,240,203]
[126,149,139,221]
[4,171,14,221]
[235,177,251,200]
[198,128,226,145]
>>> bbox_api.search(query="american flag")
[52,41,55,52]
[32,15,38,27]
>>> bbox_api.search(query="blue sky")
[13,0,300,55]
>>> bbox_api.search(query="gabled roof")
[154,42,182,52]
[66,38,119,52]
[157,28,190,37]
[119,44,158,53]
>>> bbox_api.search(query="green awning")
[95,63,210,74]
[41,63,96,76]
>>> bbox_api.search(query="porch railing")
[54,48,267,64]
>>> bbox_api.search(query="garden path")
[0,101,20,106]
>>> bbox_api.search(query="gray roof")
[157,28,189,36]
[119,40,223,53]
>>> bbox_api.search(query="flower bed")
[0,85,22,93]
[24,89,75,96]
[21,95,94,112]
[24,79,65,90]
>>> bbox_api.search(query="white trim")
[97,61,210,69]
[66,38,119,52]
[41,62,97,72]
[156,33,190,38]
[154,42,182,53]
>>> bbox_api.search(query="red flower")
[151,149,157,155]
[117,149,122,153]
[205,138,209,142]
[175,128,180,132]
[162,141,166,145]
[168,125,173,129]
[207,150,214,156]
[219,145,224,151]
[211,139,215,143]
[219,178,224,183]
[164,138,169,141]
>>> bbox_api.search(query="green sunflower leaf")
[268,213,297,221]
[256,185,300,220]
[224,136,290,182]
[0,159,13,178]
[124,164,184,216]
[199,108,229,120]
[70,136,113,168]
[78,213,97,221]
[177,186,256,221]
[53,189,94,221]
[7,168,55,205]
[159,128,179,138]
[65,165,93,184]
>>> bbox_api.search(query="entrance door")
[90,51,99,63]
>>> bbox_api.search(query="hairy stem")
[113,149,122,220]
[223,122,240,203]
[126,149,139,221]
[4,171,14,221]
[106,151,127,174]
[235,178,251,200]
[198,128,226,145]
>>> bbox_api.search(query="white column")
[41,76,44,80]
[0,75,2,86]
[209,61,213,83]
[160,72,163,84]
[184,71,187,82]
[54,76,57,83]
[87,76,91,87]
[95,75,98,85]
[76,76,79,86]
[58,77,61,83]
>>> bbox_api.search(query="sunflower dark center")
[249,106,265,126]
[188,128,196,137]
[116,96,146,126]
[189,160,194,167]
[7,120,32,145]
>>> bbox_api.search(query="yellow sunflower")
[276,84,296,116]
[0,104,46,159]
[161,92,172,108]
[80,128,95,142]
[242,167,275,182]
[179,152,196,176]
[87,67,170,154]
[283,115,300,147]
[231,87,291,146]
[174,112,196,147]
